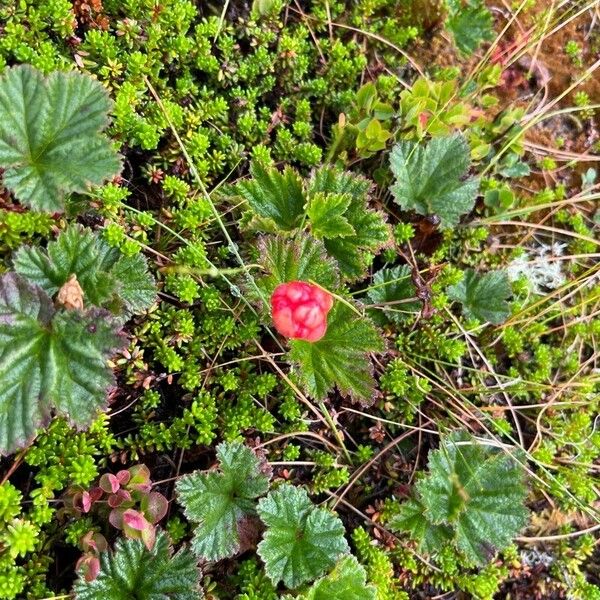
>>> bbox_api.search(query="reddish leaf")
[76,554,101,583]
[72,487,103,514]
[116,469,131,485]
[81,491,93,513]
[109,507,125,530]
[100,473,120,494]
[128,464,152,493]
[81,531,108,554]
[108,488,132,508]
[123,509,149,531]
[89,487,104,502]
[141,491,168,524]
[123,508,156,550]
[141,523,156,551]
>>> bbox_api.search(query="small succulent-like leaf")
[0,273,125,454]
[390,433,528,565]
[14,225,156,318]
[302,555,376,600]
[236,161,305,230]
[366,266,420,324]
[73,531,202,600]
[289,303,384,404]
[389,134,479,229]
[0,65,122,212]
[257,485,349,589]
[175,442,270,561]
[306,192,355,239]
[447,269,512,324]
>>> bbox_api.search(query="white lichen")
[507,242,567,294]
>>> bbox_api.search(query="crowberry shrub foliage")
[271,281,333,342]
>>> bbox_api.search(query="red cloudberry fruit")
[271,281,333,342]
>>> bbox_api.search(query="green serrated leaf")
[306,192,355,239]
[324,210,389,280]
[13,225,155,318]
[13,226,99,296]
[73,531,201,600]
[309,167,390,279]
[391,433,528,565]
[0,273,124,454]
[256,234,340,299]
[257,485,349,588]
[389,134,479,229]
[389,498,453,555]
[108,253,157,316]
[289,303,384,404]
[309,164,371,199]
[366,266,420,324]
[238,164,389,280]
[446,0,494,55]
[447,269,512,324]
[0,65,122,212]
[302,556,376,600]
[236,162,305,230]
[176,442,270,561]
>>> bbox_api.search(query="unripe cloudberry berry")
[271,281,333,342]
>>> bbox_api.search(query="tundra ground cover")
[0,1,599,598]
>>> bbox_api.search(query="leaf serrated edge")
[59,307,127,432]
[288,301,386,406]
[0,65,123,210]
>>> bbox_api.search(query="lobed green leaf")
[306,192,355,239]
[390,433,528,565]
[258,234,340,294]
[446,0,495,55]
[309,166,391,280]
[447,269,512,324]
[0,65,122,212]
[236,162,305,230]
[14,225,156,319]
[302,556,377,600]
[389,134,479,229]
[73,531,201,599]
[0,273,125,454]
[176,442,270,561]
[366,265,420,324]
[289,303,384,404]
[257,485,349,589]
